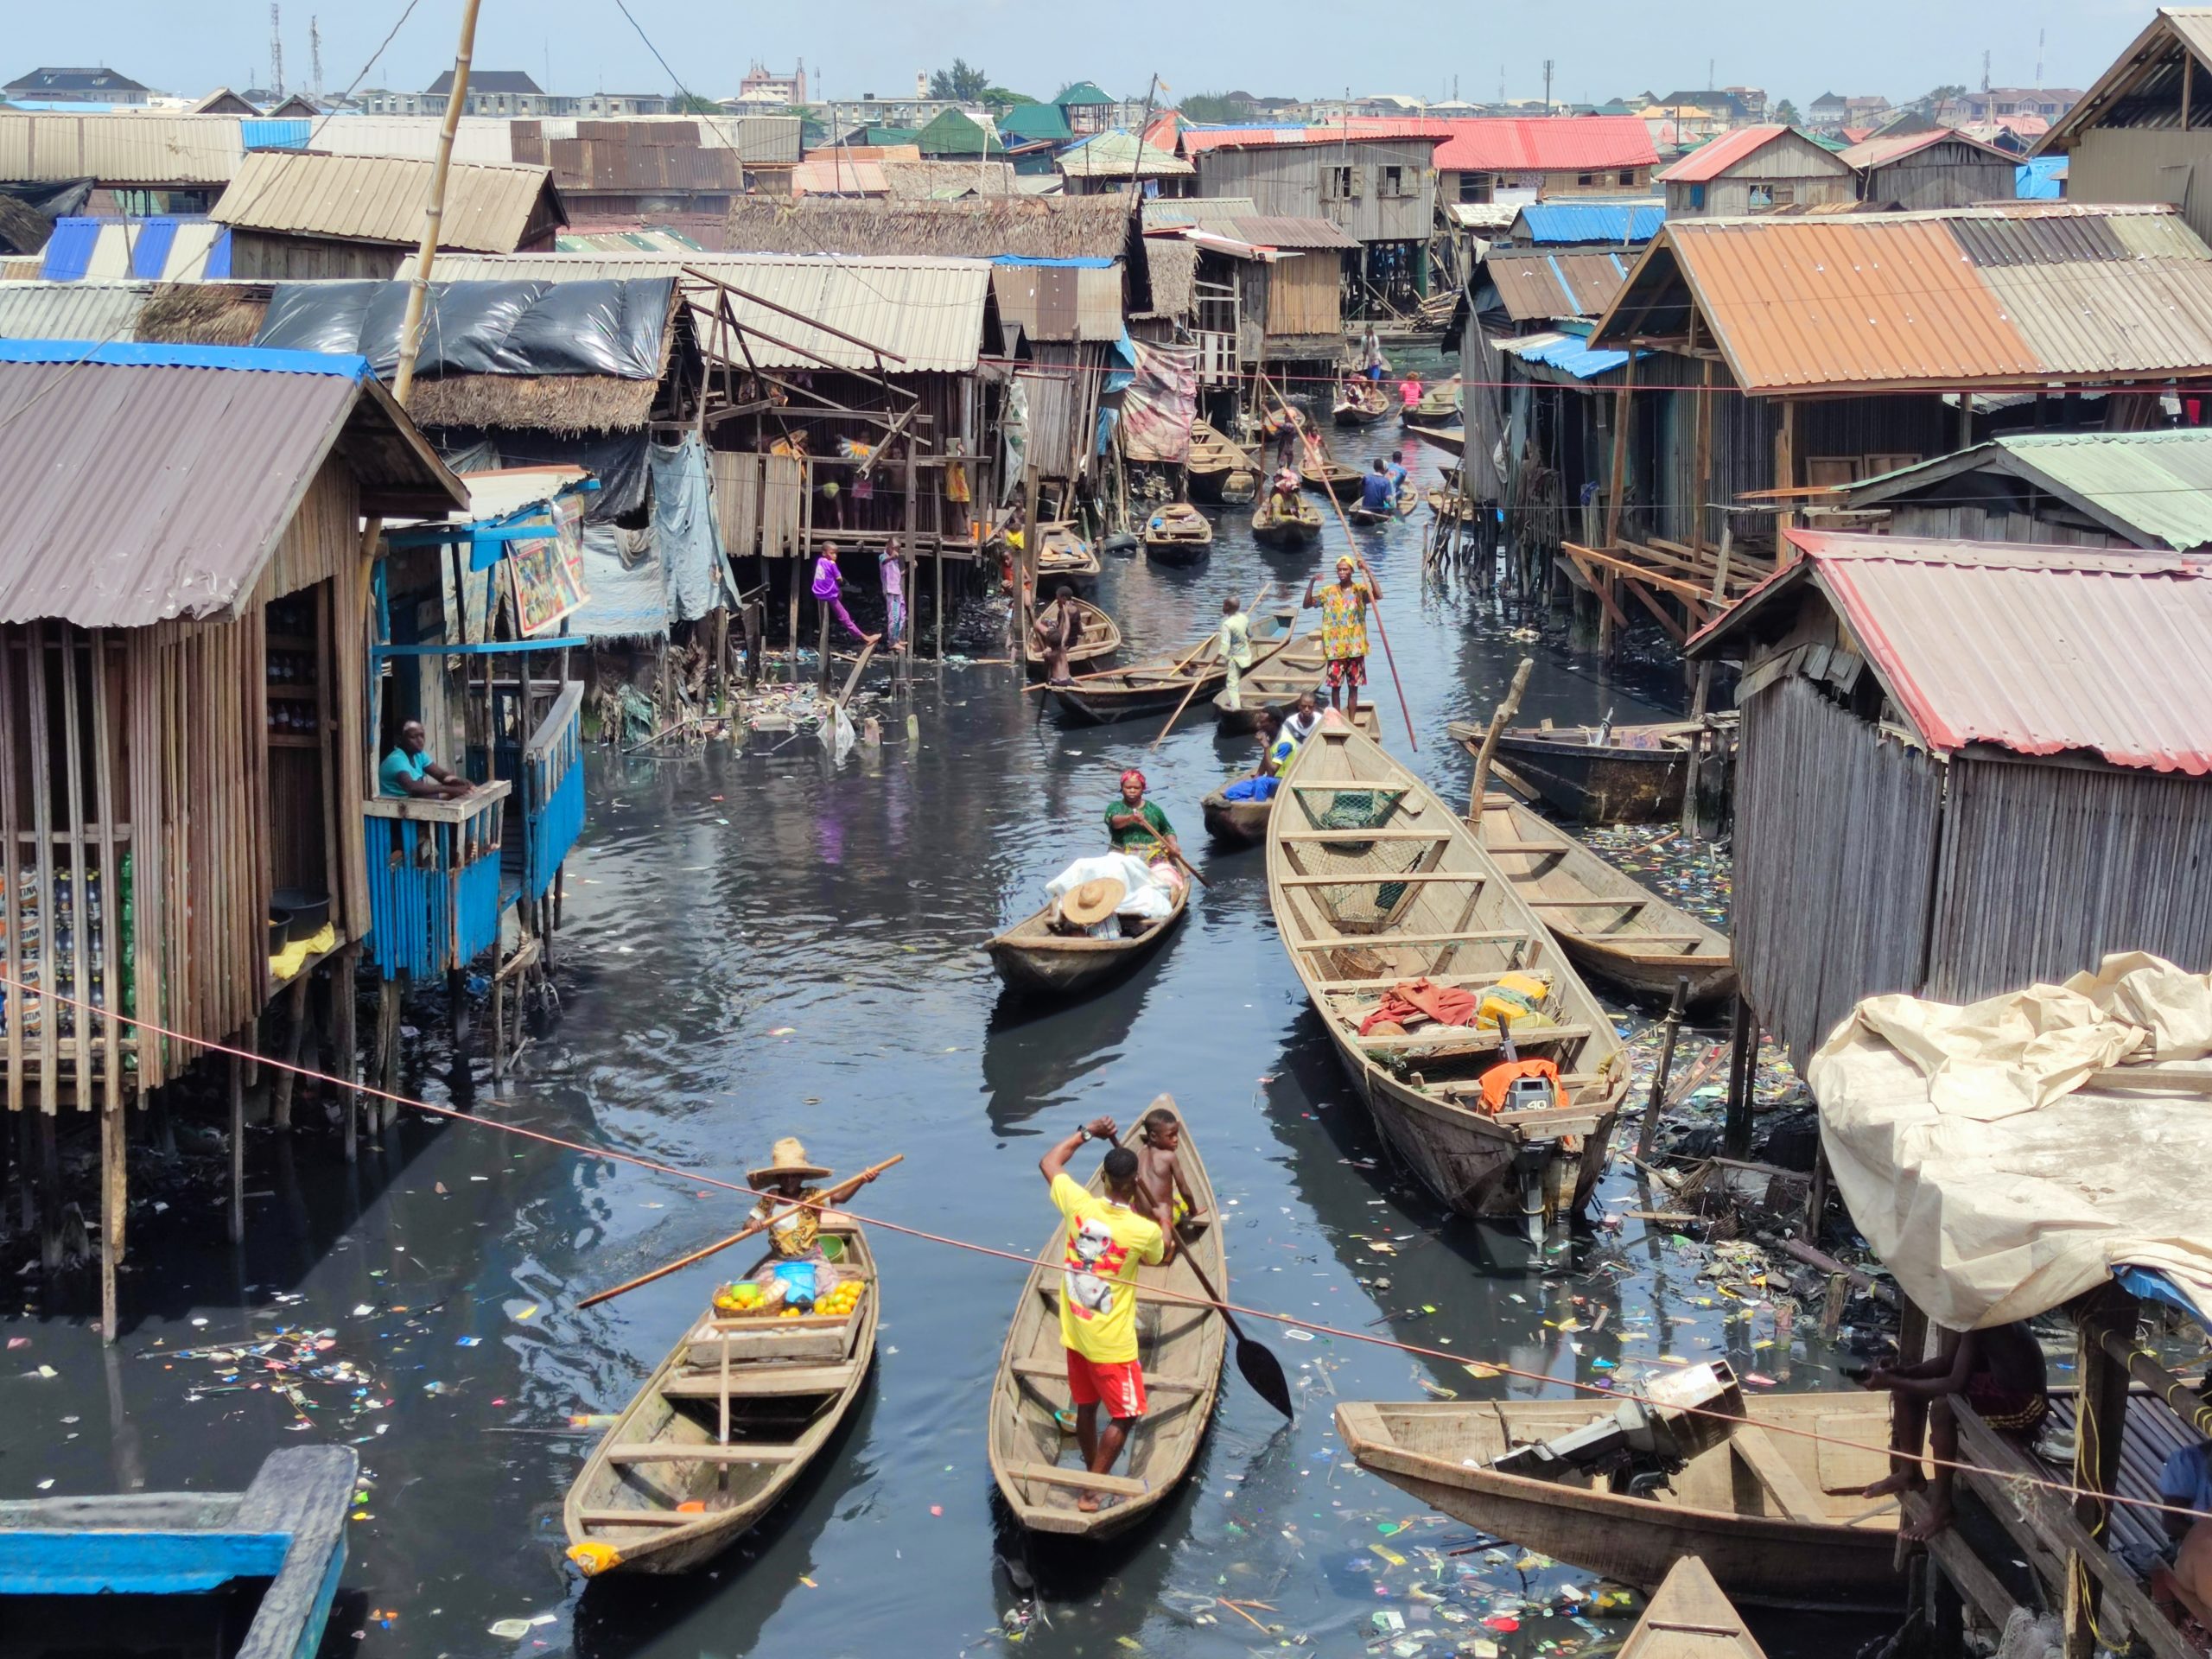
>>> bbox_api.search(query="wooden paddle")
[1177,1243,1293,1421]
[1152,582,1269,750]
[575,1155,905,1309]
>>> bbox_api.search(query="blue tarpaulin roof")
[241,118,311,150]
[0,338,367,378]
[1511,200,1664,245]
[2015,156,2068,200]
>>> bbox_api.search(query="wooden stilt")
[99,1103,122,1339]
[37,1111,60,1271]
[226,1045,245,1245]
[375,977,402,1131]
[335,947,359,1165]
[1723,992,1758,1160]
[15,1110,31,1231]
[490,914,506,1084]
[270,975,309,1130]
[2064,1292,2134,1659]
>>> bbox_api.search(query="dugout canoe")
[564,1222,880,1576]
[1141,503,1215,565]
[1405,423,1465,460]
[1450,717,1707,825]
[988,1100,1226,1539]
[1250,493,1324,549]
[1035,523,1100,583]
[1333,1389,1904,1610]
[1266,713,1629,1224]
[1300,458,1364,502]
[1185,421,1251,501]
[1621,1559,1770,1659]
[1213,632,1382,737]
[1332,382,1392,425]
[1046,610,1294,726]
[985,878,1191,1000]
[1025,597,1123,680]
[1402,385,1461,429]
[1471,795,1735,1009]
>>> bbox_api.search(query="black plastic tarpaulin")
[254,278,674,379]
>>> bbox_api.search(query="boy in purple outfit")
[811,544,879,647]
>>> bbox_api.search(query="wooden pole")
[1637,976,1689,1160]
[227,1044,245,1244]
[270,975,309,1130]
[1019,456,1041,672]
[2064,1292,2134,1659]
[1774,397,1798,558]
[1681,520,1732,838]
[335,945,359,1165]
[391,0,483,408]
[1722,991,1757,1160]
[99,1103,122,1342]
[1467,656,1535,815]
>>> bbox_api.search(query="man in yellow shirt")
[1041,1116,1166,1510]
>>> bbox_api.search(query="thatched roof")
[138,282,270,346]
[0,193,49,257]
[1132,237,1198,321]
[880,161,1018,200]
[723,193,1132,260]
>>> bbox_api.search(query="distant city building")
[738,60,806,107]
[1956,87,2082,124]
[357,73,673,118]
[1053,81,1117,136]
[4,67,151,106]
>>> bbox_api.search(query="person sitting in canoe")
[1135,1103,1204,1254]
[1359,461,1395,515]
[1397,368,1424,410]
[1040,1116,1166,1512]
[1033,585,1081,686]
[1221,711,1296,804]
[1106,769,1185,889]
[746,1137,884,1262]
[1859,1319,2049,1541]
[1282,690,1323,748]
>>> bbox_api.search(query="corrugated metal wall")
[1265,254,1342,337]
[1195,143,1436,244]
[1866,160,2018,210]
[2070,130,2212,245]
[1736,675,1944,1069]
[1927,756,2212,1001]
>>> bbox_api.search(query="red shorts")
[1327,657,1367,689]
[1065,1350,1147,1419]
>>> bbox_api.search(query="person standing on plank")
[1040,1116,1166,1512]
[1217,594,1253,711]
[811,544,880,648]
[1033,583,1081,685]
[1304,555,1382,718]
[879,539,907,652]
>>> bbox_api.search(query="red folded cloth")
[1359,976,1479,1038]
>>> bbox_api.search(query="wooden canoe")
[1214,632,1382,735]
[1035,522,1100,582]
[565,1223,880,1575]
[1300,459,1364,502]
[988,1102,1226,1538]
[1141,503,1215,565]
[1333,1389,1903,1610]
[1449,718,1707,824]
[1266,714,1629,1222]
[985,878,1190,999]
[1250,493,1324,549]
[1332,383,1392,425]
[1185,421,1252,501]
[1620,1558,1770,1659]
[1046,610,1294,726]
[1405,422,1465,459]
[1402,386,1460,428]
[1471,795,1735,1009]
[1026,597,1123,680]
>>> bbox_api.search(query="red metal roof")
[1722,532,2212,773]
[1344,116,1656,172]
[1655,124,1800,183]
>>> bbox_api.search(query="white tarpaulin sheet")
[1808,951,2212,1331]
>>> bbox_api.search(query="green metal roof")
[1053,81,1115,107]
[1854,430,2212,552]
[999,100,1072,141]
[915,108,1005,156]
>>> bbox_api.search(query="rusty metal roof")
[212,151,565,251]
[1694,531,2212,773]
[1224,216,1359,251]
[1596,203,2212,393]
[431,251,994,372]
[0,340,462,627]
[1484,249,1634,321]
[991,263,1122,342]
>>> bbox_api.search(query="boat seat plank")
[1277,873,1484,888]
[1289,930,1528,950]
[1531,898,1649,910]
[1352,1023,1591,1052]
[575,1510,700,1528]
[662,1363,855,1398]
[1274,829,1452,843]
[1729,1426,1825,1523]
[604,1443,800,1464]
[1002,1462,1149,1497]
[1009,1357,1208,1393]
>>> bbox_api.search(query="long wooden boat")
[1185,420,1251,502]
[1035,522,1100,583]
[1347,486,1414,525]
[1266,714,1629,1222]
[564,1222,880,1576]
[985,878,1190,999]
[1402,385,1461,428]
[0,1447,356,1659]
[988,1102,1225,1538]
[1333,1389,1903,1610]
[1452,717,1719,825]
[1046,610,1294,726]
[1141,502,1215,565]
[1405,422,1465,459]
[1620,1558,1770,1659]
[1025,597,1123,680]
[1332,381,1392,425]
[1214,632,1382,734]
[1300,458,1364,502]
[1250,492,1324,549]
[1472,794,1734,1008]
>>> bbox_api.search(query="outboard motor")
[1486,1361,1745,1495]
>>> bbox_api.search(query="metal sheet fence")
[1735,675,1943,1070]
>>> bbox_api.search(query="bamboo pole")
[391,0,484,408]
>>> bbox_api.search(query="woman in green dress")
[1105,768,1185,891]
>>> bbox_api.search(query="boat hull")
[1142,536,1212,566]
[986,886,1189,1000]
[1200,783,1272,846]
[1049,678,1218,725]
[1404,423,1465,459]
[1492,734,1687,823]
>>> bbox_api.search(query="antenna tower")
[270,3,285,97]
[310,16,323,99]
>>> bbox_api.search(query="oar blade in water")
[1235,1332,1295,1421]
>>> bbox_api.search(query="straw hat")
[1060,878,1126,927]
[747,1136,831,1185]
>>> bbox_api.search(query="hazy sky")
[12,0,2158,109]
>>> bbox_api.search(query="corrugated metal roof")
[1485,249,1634,321]
[0,340,462,627]
[992,263,1122,341]
[1226,216,1359,251]
[1601,204,2212,393]
[1839,128,2013,169]
[1350,116,1657,173]
[308,114,518,165]
[1180,124,1446,154]
[0,278,152,341]
[1656,125,1819,183]
[1497,328,1640,379]
[791,156,889,195]
[0,112,244,184]
[1508,200,1664,245]
[38,219,230,281]
[1141,197,1259,228]
[1058,130,1192,178]
[429,251,994,372]
[212,151,563,251]
[1853,429,2212,552]
[1770,531,2212,772]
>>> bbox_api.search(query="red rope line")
[2,967,2206,1526]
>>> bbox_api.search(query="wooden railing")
[518,682,583,906]
[362,781,511,982]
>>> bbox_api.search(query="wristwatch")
[1076,1126,1090,1142]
